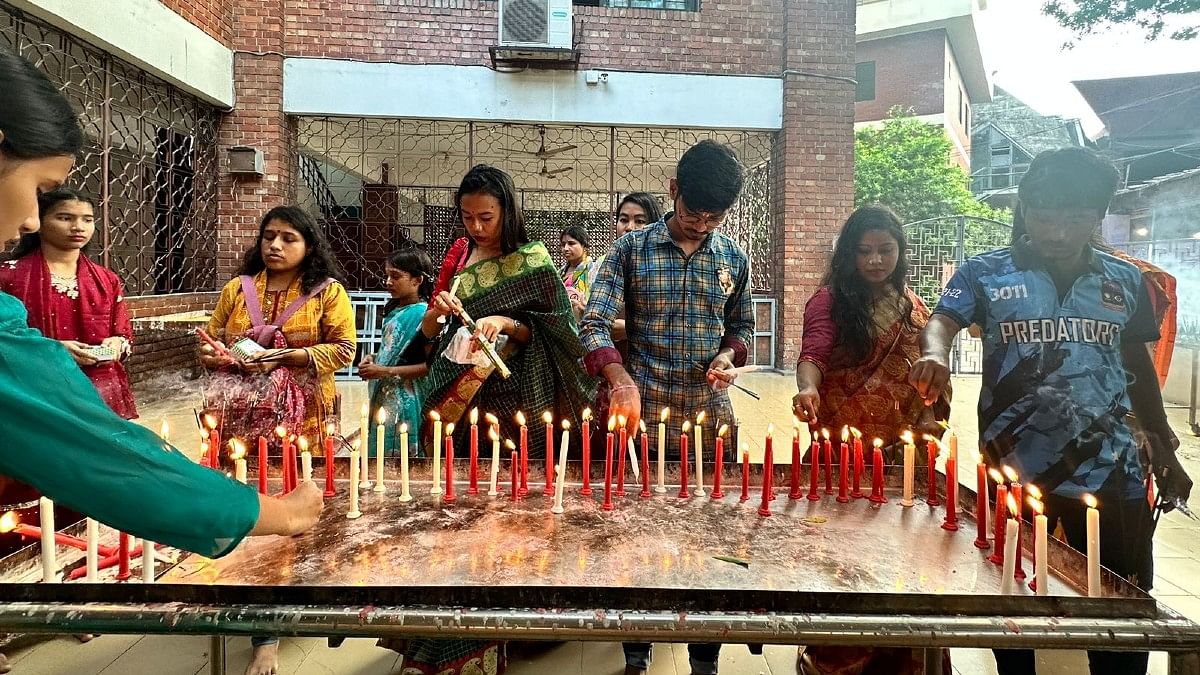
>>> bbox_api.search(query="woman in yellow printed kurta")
[200,205,356,441]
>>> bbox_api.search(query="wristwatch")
[511,318,523,334]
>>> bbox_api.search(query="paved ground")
[7,373,1199,674]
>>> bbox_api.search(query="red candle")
[640,423,651,499]
[759,429,774,517]
[258,436,269,495]
[807,439,821,501]
[511,450,519,502]
[974,460,989,548]
[678,421,691,499]
[581,409,593,496]
[323,427,336,498]
[602,424,614,511]
[1009,475,1026,580]
[543,411,554,495]
[443,427,457,503]
[869,439,887,504]
[9,524,117,557]
[837,433,850,504]
[711,425,727,499]
[942,446,959,532]
[468,409,480,495]
[823,430,833,495]
[926,440,942,506]
[616,417,628,497]
[851,430,864,499]
[740,445,750,502]
[116,532,131,580]
[988,473,1008,565]
[789,425,803,500]
[208,427,221,469]
[519,419,529,497]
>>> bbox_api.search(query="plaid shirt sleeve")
[579,238,627,375]
[721,252,754,367]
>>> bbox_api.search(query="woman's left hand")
[100,336,129,360]
[473,316,508,345]
[357,362,391,380]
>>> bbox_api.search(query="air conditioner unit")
[498,0,573,50]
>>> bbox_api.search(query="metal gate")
[904,215,1012,373]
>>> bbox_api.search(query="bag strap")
[239,275,266,328]
[273,278,335,328]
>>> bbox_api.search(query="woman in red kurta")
[0,188,137,418]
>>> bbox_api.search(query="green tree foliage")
[854,109,1011,224]
[1043,0,1199,42]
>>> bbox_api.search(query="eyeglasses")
[674,197,726,228]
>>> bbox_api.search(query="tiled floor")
[7,373,1199,674]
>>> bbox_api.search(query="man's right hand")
[909,353,951,406]
[61,340,99,367]
[602,365,642,433]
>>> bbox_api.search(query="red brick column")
[772,0,857,368]
[216,0,293,281]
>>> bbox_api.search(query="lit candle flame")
[607,416,616,432]
[488,427,499,442]
[849,427,862,439]
[718,424,729,437]
[160,419,170,439]
[682,420,692,433]
[1002,466,1019,483]
[430,410,442,422]
[1029,497,1044,515]
[376,408,387,425]
[353,439,361,451]
[275,425,287,439]
[582,407,592,421]
[841,426,849,442]
[297,437,308,452]
[660,408,669,423]
[767,423,774,438]
[229,439,247,460]
[504,439,516,450]
[617,414,627,429]
[900,430,914,445]
[696,411,706,425]
[399,423,409,434]
[200,428,209,441]
[485,412,498,426]
[542,411,553,425]
[988,467,1004,483]
[821,428,830,440]
[562,420,571,430]
[445,423,455,436]
[325,422,336,436]
[0,511,17,533]
[741,442,750,459]
[515,411,526,426]
[1027,484,1043,501]
[1007,494,1019,515]
[639,420,647,433]
[873,438,883,449]
[360,401,368,416]
[922,434,946,455]
[1083,493,1098,509]
[469,408,479,425]
[203,414,217,430]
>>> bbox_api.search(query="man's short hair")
[1018,147,1120,217]
[676,140,744,213]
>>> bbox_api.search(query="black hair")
[239,205,346,293]
[1017,147,1119,218]
[0,50,84,162]
[675,140,744,213]
[455,164,529,255]
[560,225,590,251]
[7,187,96,259]
[616,192,663,224]
[386,246,435,301]
[823,204,913,364]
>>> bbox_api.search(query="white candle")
[38,496,58,583]
[694,411,706,498]
[160,419,170,445]
[359,402,372,489]
[230,438,249,483]
[552,421,571,514]
[398,423,412,503]
[430,411,443,495]
[487,417,501,496]
[300,437,313,483]
[628,438,640,484]
[1000,516,1019,594]
[1032,497,1048,596]
[374,409,387,492]
[348,443,362,519]
[1085,494,1101,597]
[142,538,155,583]
[85,519,99,582]
[656,408,669,493]
[901,431,915,507]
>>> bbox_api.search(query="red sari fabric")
[0,251,138,419]
[798,286,943,445]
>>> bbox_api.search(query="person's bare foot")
[0,652,11,674]
[245,643,278,675]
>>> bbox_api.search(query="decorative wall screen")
[0,2,221,295]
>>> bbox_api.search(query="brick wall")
[125,292,219,319]
[855,30,946,122]
[774,0,857,366]
[160,0,233,46]
[281,0,786,75]
[124,293,218,393]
